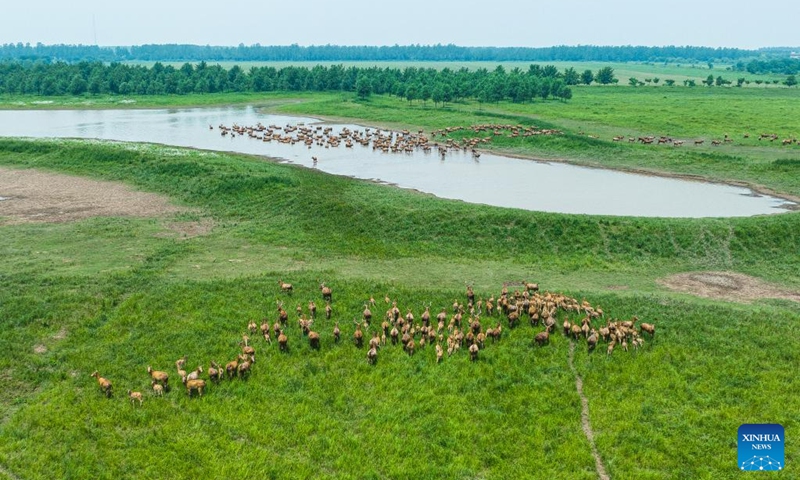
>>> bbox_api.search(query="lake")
[0,106,794,217]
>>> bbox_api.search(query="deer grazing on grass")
[278,279,293,293]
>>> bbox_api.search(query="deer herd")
[608,132,797,147]
[92,280,656,403]
[211,122,563,160]
[210,119,797,178]
[212,119,796,161]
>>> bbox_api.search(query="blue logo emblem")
[738,424,784,471]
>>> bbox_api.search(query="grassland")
[0,91,312,110]
[1,82,799,479]
[121,59,791,85]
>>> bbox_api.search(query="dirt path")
[569,341,610,480]
[0,166,185,225]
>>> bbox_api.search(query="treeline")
[0,43,759,63]
[0,61,605,103]
[734,58,800,75]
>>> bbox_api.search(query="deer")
[333,322,341,343]
[308,323,321,350]
[277,301,288,326]
[362,304,372,326]
[353,320,364,348]
[320,282,332,302]
[278,279,293,293]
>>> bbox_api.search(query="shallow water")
[0,106,794,217]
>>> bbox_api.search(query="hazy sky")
[2,0,797,49]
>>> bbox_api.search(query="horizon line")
[3,42,799,50]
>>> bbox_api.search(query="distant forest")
[734,58,800,75]
[0,61,603,103]
[0,43,766,63]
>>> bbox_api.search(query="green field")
[121,59,791,85]
[1,82,799,479]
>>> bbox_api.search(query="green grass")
[270,86,800,137]
[1,82,800,478]
[0,91,316,110]
[121,59,791,85]
[0,137,799,479]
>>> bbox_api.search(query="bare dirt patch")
[33,344,47,354]
[0,167,186,225]
[659,271,800,303]
[53,327,68,340]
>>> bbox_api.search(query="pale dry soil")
[0,166,186,224]
[659,271,800,303]
[0,166,212,238]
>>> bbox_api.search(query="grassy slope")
[0,138,799,479]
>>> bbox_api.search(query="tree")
[595,67,615,85]
[784,75,797,87]
[653,77,660,84]
[542,65,560,78]
[355,76,372,98]
[664,79,675,86]
[431,83,447,106]
[580,69,594,85]
[704,74,715,86]
[39,77,56,96]
[441,83,454,104]
[487,76,505,103]
[88,73,103,95]
[420,84,431,104]
[684,79,696,87]
[507,74,526,102]
[628,77,639,87]
[477,81,492,105]
[553,81,572,102]
[736,78,746,87]
[405,83,419,103]
[0,43,762,64]
[67,74,87,95]
[539,79,551,100]
[563,67,579,85]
